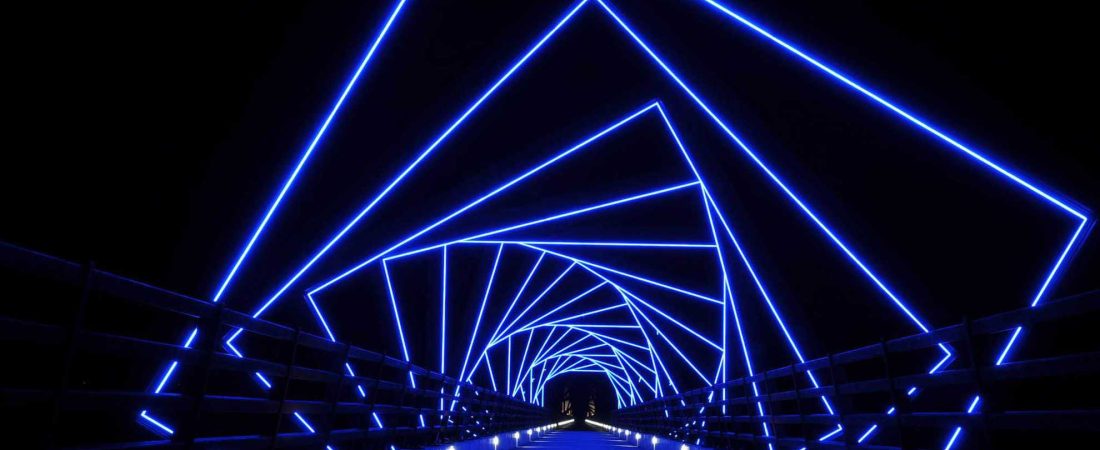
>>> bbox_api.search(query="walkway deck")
[524,424,638,450]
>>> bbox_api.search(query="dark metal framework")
[0,242,554,449]
[611,290,1100,449]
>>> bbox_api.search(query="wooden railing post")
[962,317,992,448]
[268,327,301,450]
[185,303,225,449]
[791,362,807,446]
[366,352,387,447]
[880,339,906,450]
[323,342,353,449]
[47,260,94,449]
[826,352,849,449]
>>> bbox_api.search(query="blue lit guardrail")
[0,241,559,449]
[609,290,1100,449]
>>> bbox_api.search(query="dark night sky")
[4,0,1098,406]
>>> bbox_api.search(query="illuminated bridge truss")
[3,1,1093,450]
[144,0,1089,448]
[2,243,1097,450]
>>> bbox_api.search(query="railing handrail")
[608,286,1099,449]
[616,289,1099,411]
[0,240,555,449]
[0,241,534,406]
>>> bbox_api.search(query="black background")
[3,0,1098,438]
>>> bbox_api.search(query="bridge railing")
[610,288,1100,449]
[0,241,555,449]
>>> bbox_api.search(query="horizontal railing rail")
[0,241,556,449]
[610,288,1100,449]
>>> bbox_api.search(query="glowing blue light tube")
[617,286,712,384]
[456,244,504,389]
[467,240,715,248]
[943,427,963,450]
[248,0,590,319]
[497,262,577,342]
[597,0,932,336]
[139,410,174,435]
[526,303,625,329]
[520,243,722,305]
[509,282,608,336]
[153,361,178,394]
[294,412,316,433]
[565,325,652,352]
[211,0,409,304]
[621,289,722,351]
[381,261,414,385]
[383,181,699,262]
[489,252,545,343]
[694,0,1085,221]
[307,102,659,298]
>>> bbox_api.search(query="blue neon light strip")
[504,241,721,306]
[454,244,505,408]
[694,0,1085,221]
[527,303,626,329]
[721,270,773,443]
[690,0,1090,375]
[249,0,590,319]
[495,261,577,344]
[376,180,700,264]
[212,0,409,304]
[384,259,425,429]
[382,261,414,379]
[486,252,545,357]
[440,245,448,410]
[468,240,716,248]
[139,410,174,435]
[307,102,660,297]
[508,282,609,335]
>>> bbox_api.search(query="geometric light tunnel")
[300,100,847,444]
[138,1,1090,450]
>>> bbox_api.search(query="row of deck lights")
[604,424,689,450]
[472,424,554,450]
[448,421,694,450]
